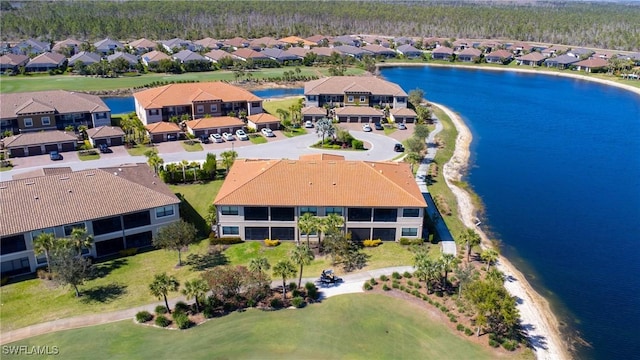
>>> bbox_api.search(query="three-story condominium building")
[0,164,180,277]
[133,82,264,125]
[214,154,427,242]
[303,76,409,109]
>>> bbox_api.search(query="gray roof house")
[94,38,124,55]
[160,38,198,53]
[515,52,546,66]
[52,38,83,56]
[485,49,514,64]
[0,54,29,73]
[68,51,102,66]
[332,35,359,47]
[544,54,580,69]
[260,48,301,62]
[457,48,482,62]
[107,52,139,66]
[431,46,454,60]
[127,38,158,54]
[25,52,66,72]
[362,44,396,58]
[0,163,181,276]
[11,39,50,56]
[2,130,78,157]
[333,45,372,59]
[172,49,207,63]
[396,44,422,58]
[204,49,233,63]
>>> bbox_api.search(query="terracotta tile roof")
[224,37,249,48]
[145,122,181,134]
[247,113,279,124]
[128,38,157,49]
[2,131,78,148]
[305,35,330,44]
[142,50,170,63]
[574,58,609,68]
[334,106,384,116]
[52,38,83,52]
[25,52,66,66]
[13,167,73,180]
[305,76,407,97]
[204,49,233,61]
[432,46,454,55]
[390,108,417,116]
[185,116,244,130]
[362,44,395,55]
[133,82,262,109]
[301,107,326,116]
[486,49,513,59]
[0,54,29,66]
[249,37,283,48]
[278,36,316,47]
[285,47,309,57]
[309,47,336,57]
[86,126,125,139]
[0,163,179,237]
[458,48,482,56]
[516,52,546,62]
[1,90,109,119]
[232,48,270,60]
[214,156,426,208]
[194,37,221,49]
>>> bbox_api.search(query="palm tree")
[414,254,440,293]
[220,150,238,175]
[320,213,344,251]
[460,229,481,262]
[439,253,456,289]
[248,256,270,275]
[68,227,93,255]
[481,248,499,271]
[181,278,209,313]
[316,117,335,146]
[297,212,316,246]
[33,232,56,273]
[290,245,314,288]
[272,260,296,300]
[149,273,180,314]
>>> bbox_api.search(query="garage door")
[372,116,381,122]
[10,148,25,157]
[110,137,123,146]
[60,142,76,152]
[193,130,204,138]
[27,146,42,156]
[44,144,58,153]
[152,134,164,143]
[338,116,347,122]
[94,139,108,146]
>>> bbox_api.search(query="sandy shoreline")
[433,101,571,360]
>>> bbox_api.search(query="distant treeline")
[1,1,639,51]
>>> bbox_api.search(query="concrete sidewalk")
[0,266,413,345]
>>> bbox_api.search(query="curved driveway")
[1,130,402,180]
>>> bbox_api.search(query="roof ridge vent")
[59,176,70,180]
[85,173,95,177]
[25,181,35,185]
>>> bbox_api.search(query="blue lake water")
[380,66,640,360]
[103,87,304,115]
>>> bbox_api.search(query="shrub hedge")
[155,305,168,314]
[155,315,171,327]
[210,237,244,245]
[135,311,153,323]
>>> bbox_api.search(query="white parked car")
[305,120,314,128]
[209,133,223,143]
[235,129,249,141]
[261,128,275,137]
[398,123,407,130]
[222,132,235,141]
[362,123,372,132]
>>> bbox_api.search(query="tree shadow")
[184,252,229,271]
[87,258,128,280]
[81,283,128,303]
[175,193,209,237]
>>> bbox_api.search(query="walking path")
[414,115,457,255]
[0,266,413,345]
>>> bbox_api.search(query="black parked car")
[394,143,405,152]
[98,144,110,153]
[49,151,63,161]
[374,122,384,130]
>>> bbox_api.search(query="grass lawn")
[0,165,14,171]
[181,141,204,152]
[282,127,307,137]
[78,152,100,161]
[383,126,397,136]
[249,134,267,144]
[262,96,304,117]
[126,144,155,156]
[0,68,366,94]
[3,294,503,360]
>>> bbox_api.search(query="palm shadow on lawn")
[80,283,128,304]
[87,258,128,280]
[184,252,229,271]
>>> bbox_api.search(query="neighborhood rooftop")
[304,76,408,96]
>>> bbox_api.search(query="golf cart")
[318,269,343,285]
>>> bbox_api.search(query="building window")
[403,208,420,217]
[92,216,122,236]
[245,227,269,240]
[402,228,418,236]
[41,116,51,125]
[373,208,397,222]
[24,118,33,127]
[31,228,54,241]
[360,96,366,103]
[149,109,160,116]
[1,257,30,276]
[196,105,204,114]
[347,96,354,103]
[251,102,261,108]
[372,228,396,241]
[63,223,85,236]
[0,234,27,255]
[397,97,406,103]
[222,226,240,235]
[220,206,239,215]
[299,207,317,216]
[348,208,372,221]
[348,228,371,241]
[210,104,218,112]
[155,205,174,218]
[244,207,269,221]
[271,207,294,221]
[271,227,295,240]
[123,211,151,229]
[325,207,343,216]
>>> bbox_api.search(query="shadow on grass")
[81,283,128,303]
[184,252,229,271]
[87,258,128,280]
[175,192,209,238]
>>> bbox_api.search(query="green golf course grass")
[2,294,504,360]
